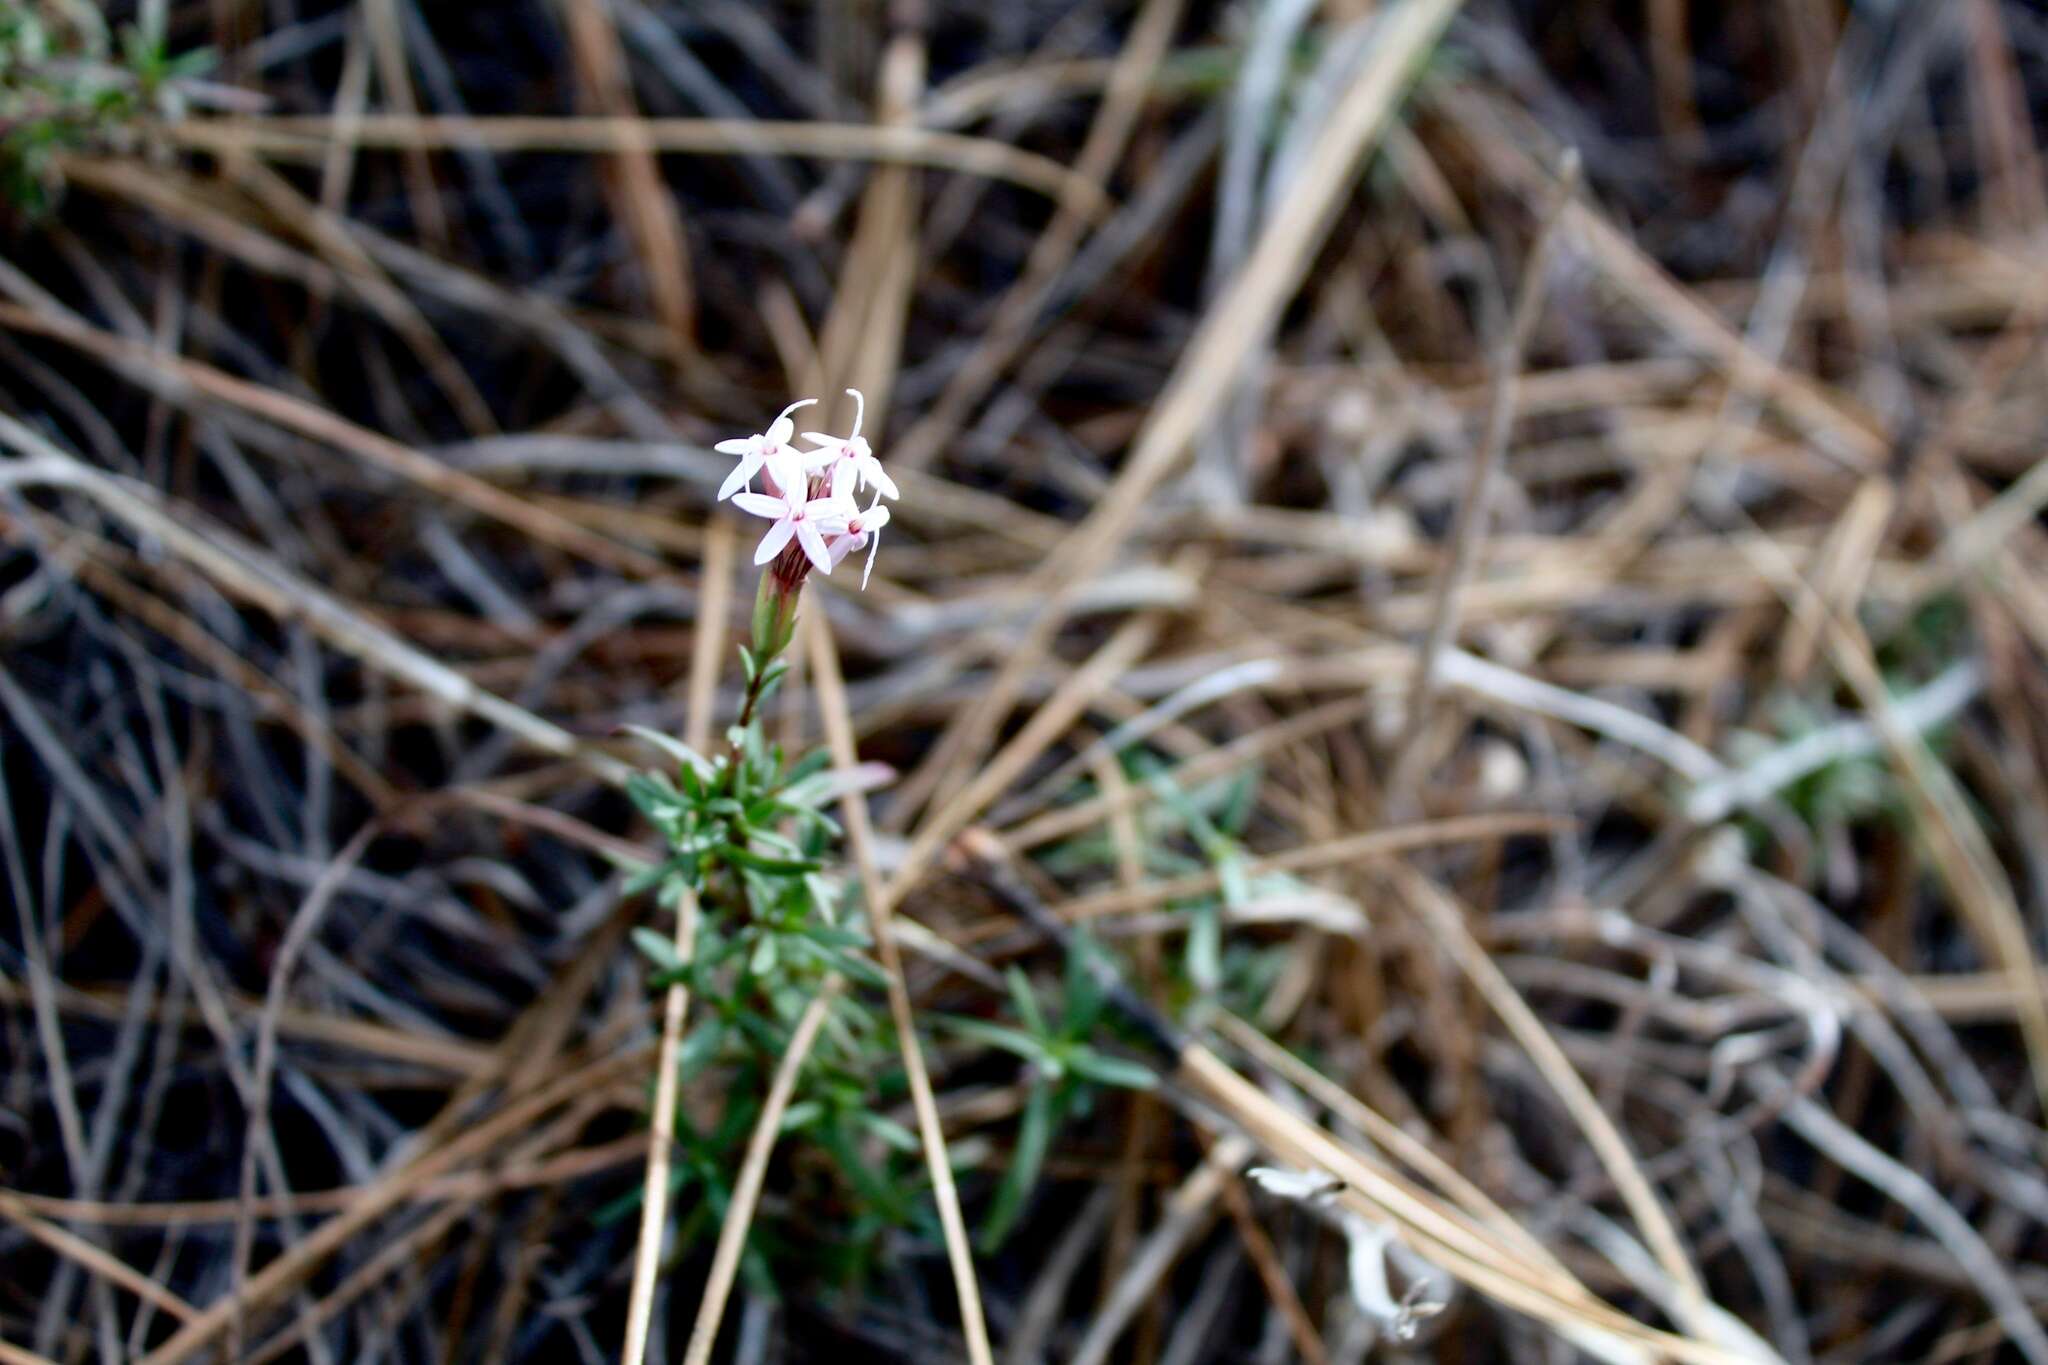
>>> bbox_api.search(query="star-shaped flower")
[716,398,815,502]
[730,452,853,572]
[802,388,899,501]
[825,495,892,590]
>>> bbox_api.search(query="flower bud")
[751,566,800,661]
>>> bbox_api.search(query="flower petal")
[765,450,807,498]
[753,518,795,565]
[730,491,785,519]
[861,531,881,590]
[864,461,901,500]
[806,496,852,530]
[714,437,754,455]
[795,519,832,573]
[717,456,758,502]
[771,397,817,428]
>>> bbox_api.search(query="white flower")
[825,495,892,590]
[730,452,852,572]
[715,398,815,502]
[802,388,899,501]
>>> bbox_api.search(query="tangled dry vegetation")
[7,1,2048,1361]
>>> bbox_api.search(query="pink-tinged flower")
[716,398,815,502]
[801,388,899,501]
[731,452,852,572]
[824,496,892,589]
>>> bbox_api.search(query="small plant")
[938,935,1156,1249]
[0,4,217,212]
[1739,595,1972,841]
[619,390,912,1289]
[1730,692,1896,833]
[1041,750,1306,1018]
[620,390,1163,1312]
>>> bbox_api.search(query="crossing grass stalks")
[6,2,2048,1361]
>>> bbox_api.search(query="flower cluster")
[716,389,897,592]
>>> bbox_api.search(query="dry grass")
[6,2,2048,1361]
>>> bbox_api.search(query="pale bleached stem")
[1684,659,1982,823]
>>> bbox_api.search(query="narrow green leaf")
[980,1082,1058,1250]
[721,843,822,875]
[632,927,685,974]
[621,725,715,780]
[678,1018,725,1080]
[623,850,695,897]
[817,945,889,990]
[624,771,685,825]
[1062,931,1107,1037]
[1217,854,1252,908]
[859,1112,921,1154]
[1005,966,1048,1038]
[939,1015,1053,1064]
[1065,1048,1156,1091]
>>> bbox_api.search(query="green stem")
[722,575,798,795]
[717,667,771,799]
[750,567,799,662]
[732,664,770,737]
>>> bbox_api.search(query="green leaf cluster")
[616,647,1202,1287]
[1039,749,1295,1021]
[1,6,214,212]
[617,675,922,1284]
[938,934,1156,1250]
